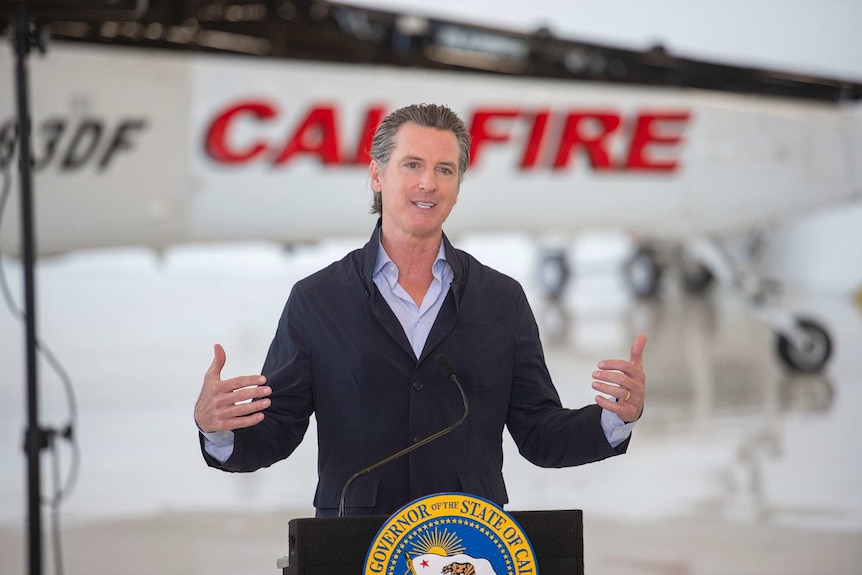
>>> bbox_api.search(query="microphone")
[435,353,456,381]
[338,354,469,517]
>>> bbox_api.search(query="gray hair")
[369,103,471,214]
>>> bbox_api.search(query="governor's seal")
[363,493,538,575]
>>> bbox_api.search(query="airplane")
[0,0,860,375]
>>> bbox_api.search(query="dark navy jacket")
[201,222,628,516]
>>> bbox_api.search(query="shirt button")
[412,380,423,391]
[413,436,422,444]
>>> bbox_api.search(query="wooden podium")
[278,510,584,575]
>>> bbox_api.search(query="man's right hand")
[194,344,272,433]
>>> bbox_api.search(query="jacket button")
[413,435,421,444]
[412,380,423,391]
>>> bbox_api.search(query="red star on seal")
[420,559,429,568]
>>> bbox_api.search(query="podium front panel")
[285,509,583,575]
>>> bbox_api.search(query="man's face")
[370,122,461,244]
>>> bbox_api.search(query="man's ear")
[369,160,381,192]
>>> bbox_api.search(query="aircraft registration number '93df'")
[203,103,690,172]
[0,118,147,172]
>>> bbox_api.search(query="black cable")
[0,136,79,575]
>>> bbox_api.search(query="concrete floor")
[2,508,861,575]
[1,238,860,575]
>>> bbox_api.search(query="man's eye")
[405,162,419,169]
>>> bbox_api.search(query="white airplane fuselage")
[0,43,860,255]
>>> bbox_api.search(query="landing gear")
[680,250,714,294]
[623,246,663,298]
[535,235,835,374]
[776,318,833,373]
[687,237,834,374]
[623,244,714,298]
[538,249,571,301]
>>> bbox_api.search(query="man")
[195,103,646,517]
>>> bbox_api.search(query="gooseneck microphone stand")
[10,6,48,575]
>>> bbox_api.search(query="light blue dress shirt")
[371,239,453,359]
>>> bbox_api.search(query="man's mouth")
[412,201,435,210]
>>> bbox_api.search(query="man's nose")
[419,169,438,192]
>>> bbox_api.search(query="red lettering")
[520,109,550,169]
[273,105,341,165]
[552,112,621,170]
[205,101,277,163]
[352,106,386,164]
[626,112,689,171]
[202,102,689,172]
[469,109,520,166]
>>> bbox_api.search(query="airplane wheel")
[776,318,832,373]
[681,258,713,294]
[539,251,570,301]
[624,247,662,299]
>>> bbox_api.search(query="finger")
[592,369,634,387]
[595,394,641,423]
[629,334,647,368]
[229,382,272,403]
[229,397,271,418]
[591,380,628,401]
[206,343,227,381]
[220,374,268,394]
[596,359,643,378]
[201,390,270,432]
[595,394,631,417]
[229,412,266,430]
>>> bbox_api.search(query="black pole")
[11,6,44,575]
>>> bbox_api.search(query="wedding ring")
[623,390,631,402]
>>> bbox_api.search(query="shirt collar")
[373,236,448,282]
[361,219,463,311]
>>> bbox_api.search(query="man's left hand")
[592,334,647,423]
